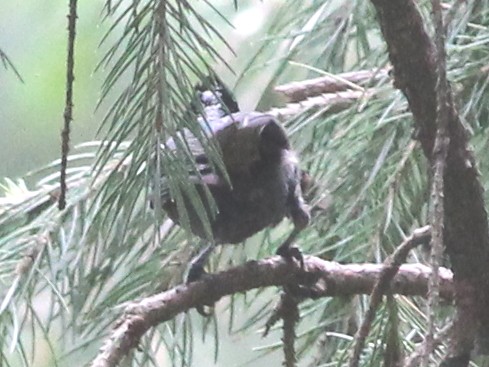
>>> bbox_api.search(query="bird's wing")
[155,112,289,201]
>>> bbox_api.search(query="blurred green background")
[0,1,103,178]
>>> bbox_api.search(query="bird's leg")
[276,226,321,300]
[186,243,215,283]
[277,177,311,268]
[276,227,304,268]
[186,243,216,317]
[289,177,311,230]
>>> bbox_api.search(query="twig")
[264,292,300,367]
[59,0,78,210]
[263,281,304,367]
[274,68,389,103]
[423,1,451,366]
[268,89,376,120]
[281,292,299,367]
[90,250,453,367]
[0,48,24,82]
[348,226,431,367]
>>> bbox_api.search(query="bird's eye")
[259,120,290,149]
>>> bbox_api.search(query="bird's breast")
[210,153,294,243]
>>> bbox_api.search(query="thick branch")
[370,0,489,360]
[424,1,451,365]
[90,256,454,367]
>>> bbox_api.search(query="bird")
[153,76,310,289]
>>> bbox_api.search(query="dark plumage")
[153,76,310,288]
[162,112,309,244]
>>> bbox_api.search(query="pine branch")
[403,323,452,367]
[281,292,299,367]
[263,291,301,367]
[0,63,378,216]
[269,89,376,120]
[348,226,431,367]
[370,0,489,362]
[274,68,389,103]
[384,295,403,367]
[4,1,489,365]
[90,254,454,367]
[59,0,78,210]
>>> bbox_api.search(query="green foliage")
[1,0,489,366]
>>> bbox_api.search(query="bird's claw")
[276,244,304,269]
[276,241,321,300]
[284,283,321,299]
[186,263,207,284]
[195,304,214,317]
[186,264,215,316]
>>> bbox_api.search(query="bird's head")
[192,74,239,117]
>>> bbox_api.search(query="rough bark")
[90,256,454,367]
[370,0,489,361]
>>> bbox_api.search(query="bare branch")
[348,226,431,367]
[282,292,299,367]
[268,89,376,121]
[90,253,453,367]
[59,0,78,210]
[274,68,389,103]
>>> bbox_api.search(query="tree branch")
[349,226,431,367]
[281,292,299,367]
[424,1,451,365]
[274,68,388,103]
[59,0,78,210]
[269,89,376,120]
[90,254,454,367]
[369,0,489,361]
